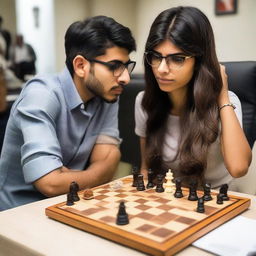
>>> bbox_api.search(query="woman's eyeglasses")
[144,51,193,70]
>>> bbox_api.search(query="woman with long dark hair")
[135,6,251,188]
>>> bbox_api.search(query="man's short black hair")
[65,15,136,75]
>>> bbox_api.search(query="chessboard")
[45,176,250,256]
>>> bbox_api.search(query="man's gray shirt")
[0,67,120,210]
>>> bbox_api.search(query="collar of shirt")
[58,67,83,111]
[58,67,101,116]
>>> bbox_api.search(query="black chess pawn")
[203,183,212,201]
[219,184,229,201]
[197,198,205,213]
[155,174,164,193]
[66,192,74,206]
[116,201,129,225]
[188,180,198,201]
[146,169,155,189]
[132,166,139,187]
[174,178,183,198]
[136,174,145,191]
[216,193,224,204]
[70,181,80,201]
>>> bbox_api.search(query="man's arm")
[34,143,121,197]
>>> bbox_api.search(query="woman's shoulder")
[228,90,241,108]
[228,90,240,102]
[135,90,145,104]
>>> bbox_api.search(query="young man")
[0,16,136,210]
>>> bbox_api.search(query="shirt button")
[80,104,85,110]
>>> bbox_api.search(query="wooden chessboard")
[45,176,250,256]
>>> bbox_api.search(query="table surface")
[0,189,255,256]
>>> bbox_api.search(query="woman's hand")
[218,64,230,106]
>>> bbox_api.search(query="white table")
[0,191,255,256]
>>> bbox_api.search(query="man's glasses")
[144,51,193,70]
[87,59,136,77]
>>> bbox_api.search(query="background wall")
[52,0,256,73]
[0,0,16,36]
[1,0,255,73]
[54,0,89,72]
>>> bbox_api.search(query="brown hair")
[142,6,222,182]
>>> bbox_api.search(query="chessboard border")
[45,181,251,256]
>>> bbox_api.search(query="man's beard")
[85,71,118,103]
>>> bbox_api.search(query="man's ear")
[73,55,90,78]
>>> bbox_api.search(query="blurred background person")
[0,16,11,61]
[10,34,36,81]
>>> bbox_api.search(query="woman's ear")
[73,55,90,78]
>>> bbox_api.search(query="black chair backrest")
[118,61,256,167]
[118,74,144,167]
[224,61,256,148]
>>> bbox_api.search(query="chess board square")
[151,212,177,225]
[151,228,175,238]
[135,198,148,204]
[95,201,109,207]
[157,204,174,211]
[204,205,219,214]
[176,216,197,225]
[104,191,119,196]
[115,194,127,198]
[125,201,140,208]
[94,195,108,200]
[155,198,170,204]
[165,220,189,232]
[136,224,156,232]
[136,212,155,220]
[145,189,155,194]
[144,201,162,207]
[135,204,151,211]
[126,207,143,215]
[96,189,110,194]
[81,208,103,216]
[145,207,165,215]
[100,216,115,223]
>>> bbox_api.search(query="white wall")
[0,0,16,36]
[16,0,55,74]
[53,0,256,73]
[54,0,89,72]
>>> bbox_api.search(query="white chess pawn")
[165,169,173,193]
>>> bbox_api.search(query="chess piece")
[174,178,183,198]
[83,189,94,200]
[217,193,224,204]
[146,168,155,189]
[66,192,74,206]
[116,201,129,225]
[110,180,124,190]
[70,181,80,201]
[188,180,198,201]
[155,174,164,193]
[136,174,145,191]
[164,169,173,193]
[202,183,212,201]
[196,198,205,213]
[219,184,229,201]
[132,166,139,187]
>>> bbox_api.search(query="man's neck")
[73,75,94,103]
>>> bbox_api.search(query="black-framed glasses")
[87,58,136,77]
[144,51,193,70]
